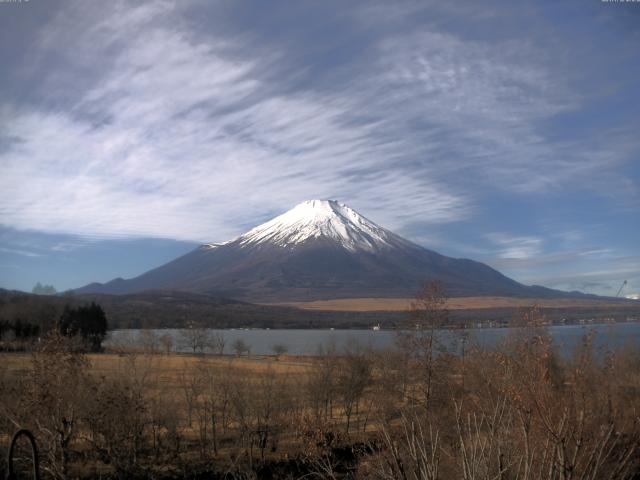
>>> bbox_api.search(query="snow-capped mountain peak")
[237,200,400,252]
[76,199,566,301]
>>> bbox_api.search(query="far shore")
[265,296,639,312]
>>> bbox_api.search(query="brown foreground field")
[0,351,312,386]
[269,296,639,311]
[2,310,640,479]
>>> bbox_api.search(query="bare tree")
[232,338,250,357]
[374,414,441,480]
[337,343,373,434]
[251,368,291,461]
[84,376,149,478]
[178,367,203,427]
[179,323,213,354]
[228,372,253,460]
[306,341,339,426]
[211,332,225,356]
[158,333,173,354]
[271,343,288,360]
[192,360,215,457]
[139,330,160,354]
[398,280,449,410]
[22,333,90,479]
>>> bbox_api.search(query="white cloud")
[0,247,42,258]
[0,1,637,245]
[0,1,472,242]
[485,233,543,259]
[366,31,625,194]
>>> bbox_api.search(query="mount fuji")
[76,200,572,301]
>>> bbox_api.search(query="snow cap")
[237,200,399,251]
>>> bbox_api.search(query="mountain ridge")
[75,200,591,302]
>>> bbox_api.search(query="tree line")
[0,302,108,352]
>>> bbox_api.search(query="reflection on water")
[105,323,640,356]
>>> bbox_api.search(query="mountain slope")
[76,200,577,301]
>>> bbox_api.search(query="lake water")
[106,322,640,356]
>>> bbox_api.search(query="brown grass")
[1,351,313,380]
[2,327,639,480]
[265,295,637,311]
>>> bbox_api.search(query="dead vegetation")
[1,292,639,479]
[269,296,639,312]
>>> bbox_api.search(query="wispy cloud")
[532,261,640,287]
[0,0,637,255]
[0,1,476,242]
[487,244,616,269]
[0,247,42,258]
[49,241,89,252]
[486,233,543,260]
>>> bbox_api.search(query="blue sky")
[0,0,638,298]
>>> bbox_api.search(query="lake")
[106,322,640,356]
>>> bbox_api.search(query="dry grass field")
[0,349,327,478]
[2,309,640,479]
[267,295,638,311]
[0,351,313,381]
